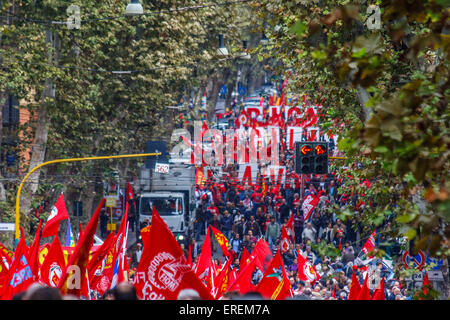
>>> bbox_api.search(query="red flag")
[286,214,295,242]
[248,239,273,274]
[280,225,291,254]
[213,257,233,299]
[40,236,66,288]
[422,272,429,297]
[42,193,69,238]
[140,225,151,247]
[58,198,105,298]
[110,202,130,289]
[133,207,213,300]
[227,256,257,295]
[194,227,213,284]
[256,251,293,300]
[87,232,116,294]
[239,247,250,271]
[371,277,385,300]
[28,219,42,280]
[332,286,336,299]
[297,251,320,285]
[0,242,14,267]
[357,273,371,300]
[1,231,33,299]
[302,193,319,221]
[126,182,135,200]
[348,268,361,300]
[210,226,230,257]
[361,230,376,257]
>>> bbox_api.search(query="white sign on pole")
[0,223,15,232]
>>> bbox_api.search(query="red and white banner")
[302,193,319,221]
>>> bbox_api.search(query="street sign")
[155,162,170,174]
[0,223,14,232]
[426,256,444,271]
[105,196,117,208]
[402,250,425,269]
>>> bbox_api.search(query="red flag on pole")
[297,250,320,285]
[348,268,361,300]
[248,239,273,274]
[280,225,292,254]
[256,250,293,300]
[133,207,213,300]
[194,227,213,285]
[58,198,105,298]
[42,193,69,238]
[239,247,250,272]
[210,226,230,257]
[28,219,42,280]
[361,230,376,258]
[126,182,135,201]
[357,273,371,300]
[40,236,66,288]
[302,193,319,222]
[226,256,257,295]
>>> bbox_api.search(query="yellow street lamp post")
[15,152,161,243]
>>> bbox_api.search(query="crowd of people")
[186,153,414,300]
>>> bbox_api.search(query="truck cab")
[138,163,195,245]
[138,192,185,233]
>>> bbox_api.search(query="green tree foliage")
[0,0,253,239]
[251,0,449,268]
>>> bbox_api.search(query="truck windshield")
[140,197,183,216]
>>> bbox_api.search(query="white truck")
[138,162,196,245]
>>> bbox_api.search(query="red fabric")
[210,226,230,257]
[40,236,66,287]
[357,273,371,300]
[140,225,151,247]
[133,207,213,300]
[256,251,293,300]
[239,247,250,271]
[361,230,376,257]
[194,227,213,285]
[227,256,257,295]
[1,231,33,299]
[42,193,69,238]
[297,251,320,285]
[248,239,273,274]
[87,232,116,290]
[28,219,42,280]
[348,269,361,300]
[280,225,291,254]
[302,193,319,221]
[213,257,233,299]
[58,198,105,298]
[126,182,134,200]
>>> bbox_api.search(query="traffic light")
[295,142,314,174]
[313,143,328,174]
[295,142,328,174]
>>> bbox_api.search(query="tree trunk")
[356,84,372,123]
[0,91,7,201]
[21,30,58,215]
